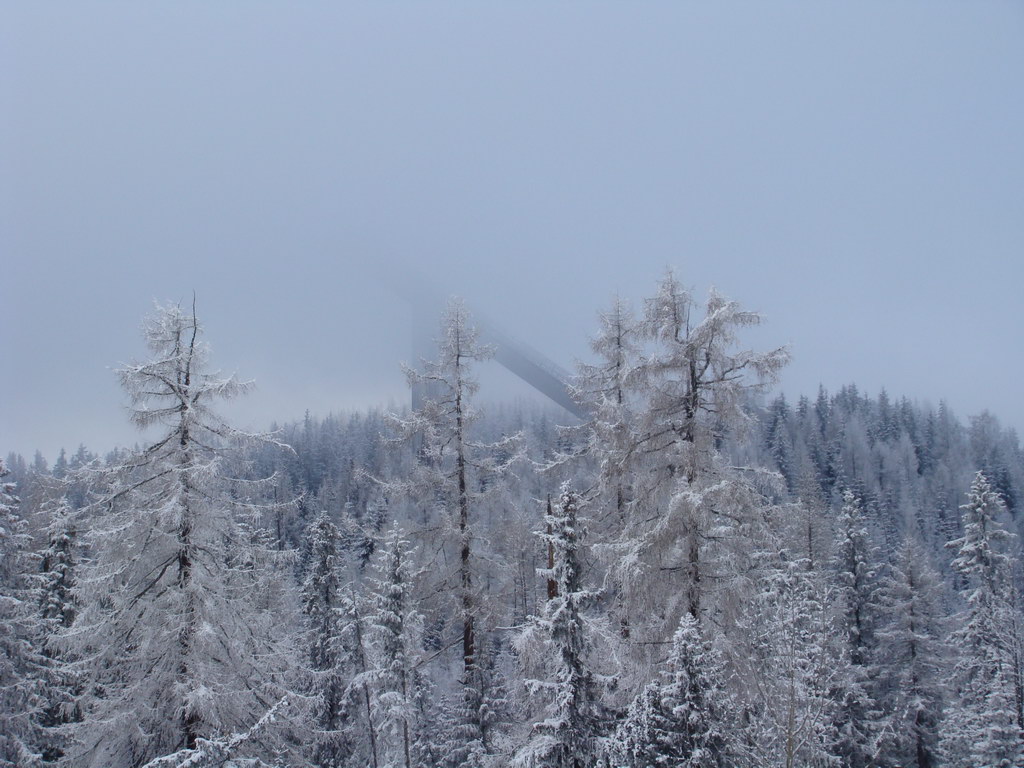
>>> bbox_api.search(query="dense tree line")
[4,277,1024,767]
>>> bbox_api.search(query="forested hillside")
[4,275,1024,767]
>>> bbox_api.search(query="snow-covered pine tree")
[873,536,948,768]
[387,298,521,764]
[477,641,518,762]
[301,512,364,768]
[634,271,789,490]
[438,683,487,768]
[830,490,884,767]
[941,471,1024,767]
[570,297,643,643]
[367,527,427,768]
[614,683,659,768]
[38,487,77,633]
[352,486,388,570]
[407,670,441,768]
[343,588,382,768]
[765,394,794,490]
[0,457,44,767]
[35,482,81,763]
[612,613,731,767]
[513,485,610,768]
[64,446,97,511]
[65,302,298,768]
[571,295,641,525]
[732,541,839,768]
[605,272,788,662]
[433,641,518,768]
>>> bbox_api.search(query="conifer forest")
[5,272,1024,768]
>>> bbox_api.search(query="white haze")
[2,2,1023,459]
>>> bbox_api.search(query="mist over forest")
[4,272,1024,767]
[5,3,1023,766]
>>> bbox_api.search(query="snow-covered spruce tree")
[407,670,441,768]
[612,613,731,768]
[764,395,794,490]
[873,537,948,768]
[65,302,298,768]
[301,512,366,768]
[348,486,388,571]
[342,588,382,768]
[830,490,883,768]
[941,471,1024,767]
[38,487,78,634]
[367,527,428,768]
[387,298,521,765]
[477,641,518,761]
[0,457,45,767]
[35,482,82,763]
[435,639,519,768]
[437,679,487,768]
[732,541,839,768]
[513,485,611,768]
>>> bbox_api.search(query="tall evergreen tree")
[633,272,789,489]
[941,472,1024,767]
[603,273,788,688]
[873,537,948,768]
[389,298,521,764]
[570,297,643,643]
[65,302,297,768]
[345,589,383,768]
[831,490,883,767]
[613,613,731,767]
[301,512,363,768]
[766,394,794,488]
[35,483,81,763]
[571,295,641,525]
[733,543,839,768]
[38,489,77,632]
[0,457,44,767]
[513,486,610,768]
[367,527,428,768]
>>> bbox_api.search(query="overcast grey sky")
[3,2,1023,460]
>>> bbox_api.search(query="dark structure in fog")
[397,275,586,420]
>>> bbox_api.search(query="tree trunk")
[546,497,558,601]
